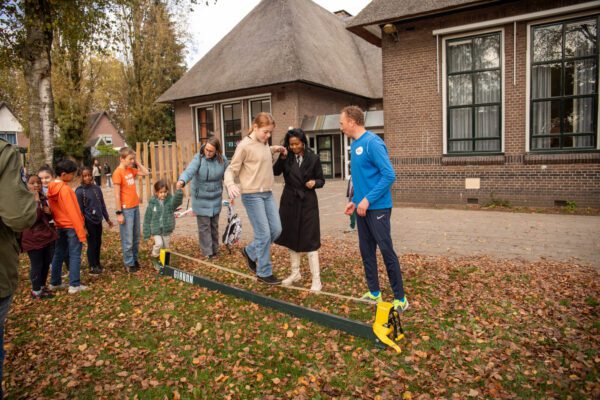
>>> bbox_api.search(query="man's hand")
[305,180,315,189]
[107,220,114,228]
[356,198,369,217]
[176,180,185,190]
[228,185,240,200]
[117,214,125,225]
[344,202,356,216]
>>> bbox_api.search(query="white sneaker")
[68,285,89,294]
[49,283,68,291]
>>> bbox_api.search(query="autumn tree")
[115,0,187,144]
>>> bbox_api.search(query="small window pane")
[232,103,241,119]
[449,140,472,152]
[475,139,500,152]
[448,74,472,105]
[564,97,594,133]
[475,106,500,138]
[571,135,594,148]
[532,100,561,135]
[474,35,500,69]
[474,71,500,103]
[533,24,562,62]
[449,108,472,139]
[531,64,561,99]
[565,19,597,58]
[565,60,597,96]
[448,40,472,73]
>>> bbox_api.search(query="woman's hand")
[274,146,288,157]
[305,180,315,189]
[228,184,240,200]
[117,214,125,225]
[176,180,185,190]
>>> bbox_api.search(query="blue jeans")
[51,228,83,287]
[0,294,13,399]
[119,206,140,266]
[242,192,282,277]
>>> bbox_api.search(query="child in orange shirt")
[113,147,149,272]
[47,159,88,294]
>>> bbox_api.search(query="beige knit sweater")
[224,134,280,194]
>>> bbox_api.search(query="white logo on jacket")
[355,146,364,155]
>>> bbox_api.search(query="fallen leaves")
[3,231,599,399]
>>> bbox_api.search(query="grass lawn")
[4,231,599,399]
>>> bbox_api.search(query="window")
[222,103,241,158]
[195,106,215,143]
[0,132,17,145]
[446,32,502,153]
[530,17,598,150]
[249,98,271,125]
[102,135,113,145]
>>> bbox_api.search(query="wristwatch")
[115,210,123,215]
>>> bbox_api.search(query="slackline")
[168,250,374,305]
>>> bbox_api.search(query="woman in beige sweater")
[224,112,287,285]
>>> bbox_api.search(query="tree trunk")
[22,0,54,171]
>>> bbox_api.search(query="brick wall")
[382,0,600,207]
[171,82,379,150]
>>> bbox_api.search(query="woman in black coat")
[273,128,325,292]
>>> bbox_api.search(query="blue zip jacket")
[178,149,229,217]
[350,131,395,210]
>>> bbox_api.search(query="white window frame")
[101,135,113,145]
[525,11,600,152]
[442,27,505,155]
[248,97,272,126]
[193,105,215,143]
[0,132,17,145]
[220,101,243,157]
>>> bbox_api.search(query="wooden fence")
[134,141,201,203]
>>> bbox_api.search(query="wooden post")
[157,140,164,183]
[171,142,178,194]
[149,141,157,191]
[135,142,143,203]
[177,143,188,198]
[143,141,150,201]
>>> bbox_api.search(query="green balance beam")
[153,259,378,343]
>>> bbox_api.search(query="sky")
[184,0,372,67]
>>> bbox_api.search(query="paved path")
[102,179,600,268]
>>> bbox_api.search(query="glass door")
[317,135,334,179]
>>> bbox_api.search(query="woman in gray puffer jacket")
[177,137,228,258]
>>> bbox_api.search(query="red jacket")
[21,199,58,252]
[47,180,86,243]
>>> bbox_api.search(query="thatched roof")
[157,0,382,103]
[347,0,501,28]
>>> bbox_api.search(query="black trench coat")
[273,149,325,252]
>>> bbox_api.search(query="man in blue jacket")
[341,106,408,312]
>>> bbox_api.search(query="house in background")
[348,0,600,207]
[157,0,383,179]
[85,111,126,156]
[0,102,29,148]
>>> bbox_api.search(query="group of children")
[22,159,109,298]
[21,147,183,299]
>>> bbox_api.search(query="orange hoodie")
[47,180,86,243]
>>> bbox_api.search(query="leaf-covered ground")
[4,231,599,399]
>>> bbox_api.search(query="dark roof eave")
[347,0,499,29]
[157,80,382,104]
[347,26,382,47]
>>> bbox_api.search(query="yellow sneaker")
[393,298,409,313]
